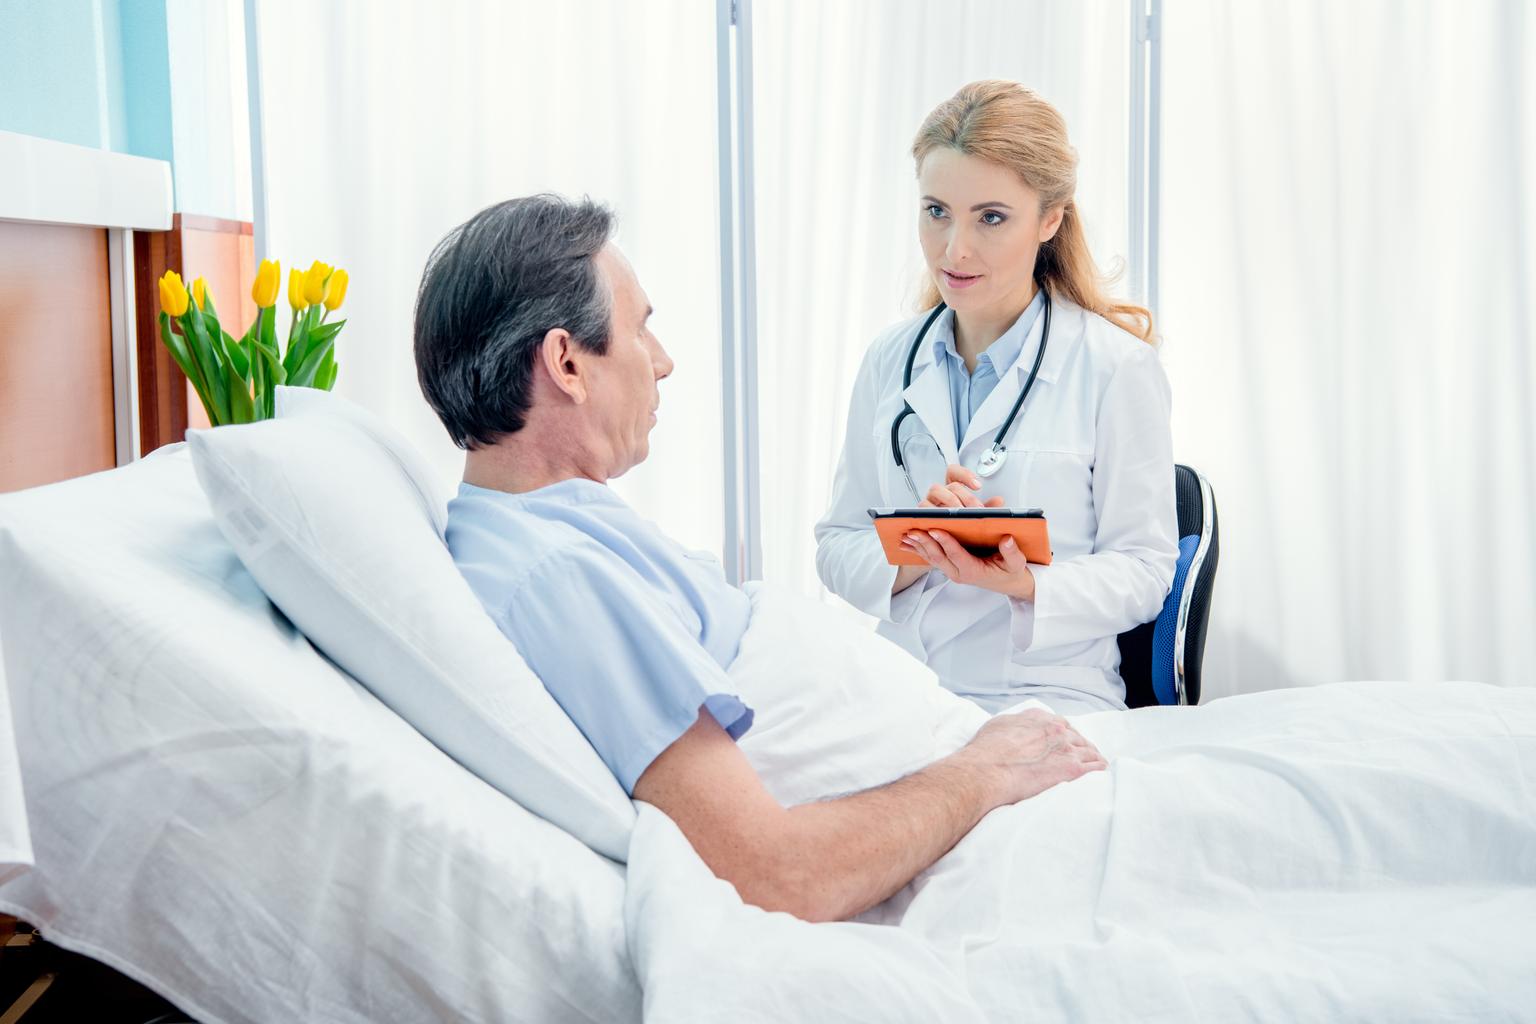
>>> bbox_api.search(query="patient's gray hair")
[414,194,615,449]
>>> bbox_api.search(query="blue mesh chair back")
[1117,465,1219,707]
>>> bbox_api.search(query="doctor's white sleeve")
[1009,343,1179,655]
[814,345,929,624]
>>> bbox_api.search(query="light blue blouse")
[447,478,753,794]
[933,288,1046,445]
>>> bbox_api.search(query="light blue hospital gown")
[447,478,754,794]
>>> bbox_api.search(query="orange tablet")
[869,507,1052,567]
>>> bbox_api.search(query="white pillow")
[186,390,636,862]
[274,385,448,536]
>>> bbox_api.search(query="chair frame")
[1117,465,1218,708]
[1173,469,1218,705]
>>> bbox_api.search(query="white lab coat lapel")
[958,298,1082,461]
[900,354,960,467]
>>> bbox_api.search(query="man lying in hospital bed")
[421,194,1106,922]
[416,193,1536,1015]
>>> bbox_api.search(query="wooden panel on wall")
[133,214,255,448]
[0,221,116,493]
[133,225,187,450]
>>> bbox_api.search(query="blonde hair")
[912,80,1154,344]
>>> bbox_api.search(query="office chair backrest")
[1118,465,1220,707]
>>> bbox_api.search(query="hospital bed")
[2,392,1532,1023]
[0,404,640,1022]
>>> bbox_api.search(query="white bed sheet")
[628,584,1536,1022]
[0,635,31,879]
[0,447,641,1023]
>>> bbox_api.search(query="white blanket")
[0,643,30,879]
[627,584,1536,1022]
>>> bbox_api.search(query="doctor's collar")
[924,289,1049,378]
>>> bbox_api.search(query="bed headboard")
[0,130,254,493]
[0,218,117,492]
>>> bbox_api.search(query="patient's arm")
[633,706,1104,923]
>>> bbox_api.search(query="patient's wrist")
[933,747,1008,818]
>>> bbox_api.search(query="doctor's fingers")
[925,478,987,507]
[996,536,1029,572]
[921,485,958,509]
[944,464,983,490]
[926,529,989,573]
[943,481,988,507]
[903,532,958,575]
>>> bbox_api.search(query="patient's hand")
[953,709,1106,806]
[634,704,1103,923]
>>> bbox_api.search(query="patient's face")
[589,245,673,477]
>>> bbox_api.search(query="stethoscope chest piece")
[976,445,1006,478]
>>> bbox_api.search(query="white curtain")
[257,1,1536,697]
[255,0,725,553]
[751,0,1134,602]
[1160,1,1536,696]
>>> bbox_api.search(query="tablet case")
[873,513,1052,566]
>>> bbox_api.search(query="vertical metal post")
[1127,0,1147,306]
[715,0,740,581]
[107,228,141,465]
[1147,0,1162,316]
[734,0,762,583]
[716,0,763,583]
[243,0,270,262]
[1128,0,1161,312]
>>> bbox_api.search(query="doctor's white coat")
[814,295,1179,712]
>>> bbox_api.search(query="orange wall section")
[0,221,117,493]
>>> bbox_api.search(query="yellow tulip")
[303,260,333,306]
[288,267,306,310]
[192,276,209,310]
[324,268,348,312]
[251,259,281,308]
[158,270,189,317]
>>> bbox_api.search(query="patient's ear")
[538,328,588,404]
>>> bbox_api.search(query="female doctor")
[815,80,1178,715]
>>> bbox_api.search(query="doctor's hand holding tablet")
[874,462,1048,602]
[814,80,1180,716]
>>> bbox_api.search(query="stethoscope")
[889,286,1052,481]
